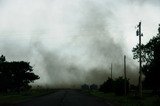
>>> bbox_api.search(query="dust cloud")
[0,0,160,88]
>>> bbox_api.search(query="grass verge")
[0,88,55,105]
[89,90,160,106]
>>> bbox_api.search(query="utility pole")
[111,63,112,79]
[158,24,160,35]
[124,55,127,96]
[136,21,143,97]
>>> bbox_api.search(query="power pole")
[124,55,127,96]
[111,63,112,79]
[136,21,143,97]
[158,24,160,35]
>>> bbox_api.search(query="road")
[17,90,112,106]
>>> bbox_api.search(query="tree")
[114,77,129,96]
[132,24,160,91]
[0,55,39,93]
[99,77,129,95]
[81,84,90,90]
[99,77,114,93]
[90,84,98,90]
[0,55,6,63]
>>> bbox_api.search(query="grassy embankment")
[89,90,160,106]
[0,88,55,105]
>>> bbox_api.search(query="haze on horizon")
[0,0,160,88]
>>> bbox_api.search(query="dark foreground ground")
[16,90,112,106]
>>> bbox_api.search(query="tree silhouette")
[0,55,39,93]
[99,77,114,93]
[99,77,129,95]
[90,84,98,90]
[81,84,90,90]
[114,77,129,96]
[132,24,160,91]
[0,55,6,63]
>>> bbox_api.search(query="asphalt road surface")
[17,90,112,106]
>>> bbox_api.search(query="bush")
[81,84,90,90]
[99,76,130,96]
[90,84,98,90]
[99,77,114,93]
[114,77,129,96]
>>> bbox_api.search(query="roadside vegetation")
[83,24,160,106]
[0,55,53,105]
[90,90,160,106]
[0,87,55,105]
[0,55,39,93]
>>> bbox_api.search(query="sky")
[0,0,160,88]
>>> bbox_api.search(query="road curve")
[17,90,112,106]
